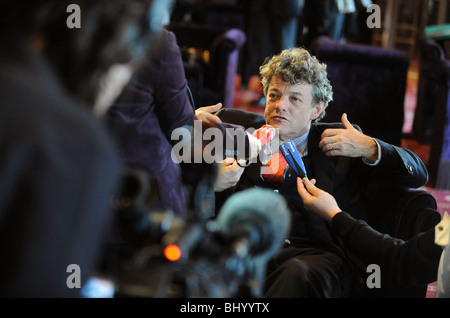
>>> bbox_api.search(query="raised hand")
[195,103,223,126]
[318,113,378,162]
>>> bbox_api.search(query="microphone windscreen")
[253,125,276,146]
[216,188,290,257]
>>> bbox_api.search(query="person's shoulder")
[311,121,362,133]
[146,29,179,58]
[311,122,344,132]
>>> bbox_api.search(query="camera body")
[105,163,289,298]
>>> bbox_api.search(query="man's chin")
[266,120,281,129]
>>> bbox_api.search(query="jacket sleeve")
[373,138,429,188]
[331,211,442,286]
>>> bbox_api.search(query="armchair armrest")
[363,183,441,241]
[165,22,246,108]
[215,108,264,129]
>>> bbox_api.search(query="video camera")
[101,161,290,298]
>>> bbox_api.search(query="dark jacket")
[0,42,119,297]
[216,110,429,255]
[107,30,195,217]
[331,212,442,286]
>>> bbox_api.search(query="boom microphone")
[215,188,290,259]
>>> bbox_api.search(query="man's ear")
[311,102,325,121]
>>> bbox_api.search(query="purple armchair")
[165,22,246,109]
[215,108,441,298]
[310,36,410,146]
[415,39,450,189]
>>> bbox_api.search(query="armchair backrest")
[165,22,246,109]
[415,39,450,189]
[413,39,446,144]
[310,36,410,146]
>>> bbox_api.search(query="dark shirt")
[216,112,429,261]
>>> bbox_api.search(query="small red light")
[164,244,182,261]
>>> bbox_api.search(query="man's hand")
[195,103,223,126]
[296,177,342,222]
[319,113,378,162]
[214,158,245,192]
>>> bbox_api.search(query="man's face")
[264,76,324,141]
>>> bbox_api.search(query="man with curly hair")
[215,47,429,297]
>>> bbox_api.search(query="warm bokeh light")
[164,244,182,261]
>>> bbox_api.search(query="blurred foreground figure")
[0,1,155,297]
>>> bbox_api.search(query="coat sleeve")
[331,211,442,286]
[372,138,429,188]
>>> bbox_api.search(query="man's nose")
[275,97,287,112]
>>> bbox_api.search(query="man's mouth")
[271,115,287,121]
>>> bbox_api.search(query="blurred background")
[164,0,450,190]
